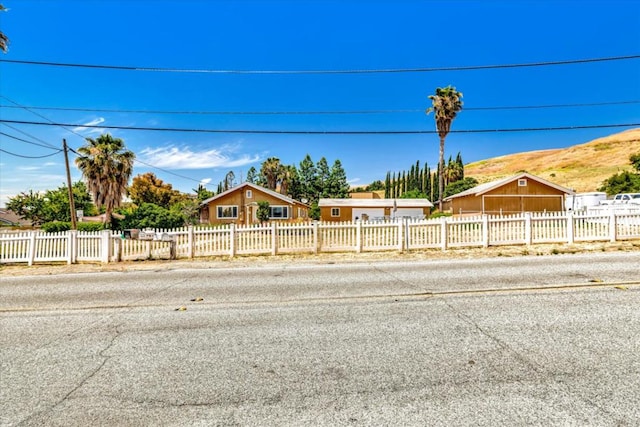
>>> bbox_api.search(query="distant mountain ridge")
[464,128,640,192]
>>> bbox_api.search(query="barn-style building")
[443,172,575,215]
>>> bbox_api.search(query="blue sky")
[0,0,639,207]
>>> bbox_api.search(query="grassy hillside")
[464,128,640,192]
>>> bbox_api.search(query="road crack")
[17,324,122,426]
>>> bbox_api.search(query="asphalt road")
[1,252,639,426]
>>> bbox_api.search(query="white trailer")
[565,192,607,211]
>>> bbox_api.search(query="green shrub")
[42,221,106,232]
[77,222,105,232]
[42,221,70,232]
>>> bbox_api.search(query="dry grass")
[465,128,640,192]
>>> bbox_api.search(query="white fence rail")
[2,211,640,266]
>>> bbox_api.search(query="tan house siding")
[201,183,309,225]
[320,206,352,222]
[446,173,572,215]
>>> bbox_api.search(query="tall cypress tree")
[384,171,391,198]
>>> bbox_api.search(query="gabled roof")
[0,209,30,226]
[444,172,575,201]
[200,182,309,207]
[319,198,433,208]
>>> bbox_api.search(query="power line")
[0,95,88,141]
[1,118,638,135]
[1,54,638,74]
[0,147,62,159]
[1,100,638,116]
[0,130,61,150]
[1,122,61,149]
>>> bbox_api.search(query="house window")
[217,205,238,219]
[246,190,252,199]
[331,208,340,217]
[518,179,527,187]
[298,208,306,218]
[269,206,289,219]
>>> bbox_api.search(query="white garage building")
[319,198,433,222]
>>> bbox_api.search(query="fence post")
[400,218,406,252]
[100,230,111,263]
[524,212,532,245]
[566,211,575,244]
[68,230,77,264]
[440,217,448,251]
[113,237,122,262]
[188,225,194,258]
[609,211,617,242]
[356,220,362,253]
[229,223,236,257]
[482,215,489,248]
[28,231,37,266]
[272,222,278,256]
[313,221,319,254]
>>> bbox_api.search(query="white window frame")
[217,205,238,219]
[269,205,289,219]
[246,190,253,199]
[518,179,527,187]
[331,208,340,217]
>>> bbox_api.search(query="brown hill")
[464,128,640,192]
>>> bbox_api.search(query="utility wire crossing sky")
[0,0,638,207]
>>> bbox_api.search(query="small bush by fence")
[1,211,639,266]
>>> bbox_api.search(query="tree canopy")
[6,182,97,226]
[426,85,463,210]
[598,152,640,195]
[75,134,135,225]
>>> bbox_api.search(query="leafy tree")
[443,177,479,198]
[171,199,201,226]
[598,152,640,195]
[75,134,135,225]
[367,180,385,191]
[426,85,463,210]
[400,189,428,199]
[309,202,321,221]
[193,184,215,202]
[630,153,640,172]
[6,190,46,226]
[315,157,331,198]
[598,172,640,195]
[120,203,185,229]
[256,201,270,223]
[327,159,350,198]
[129,172,183,208]
[246,167,258,184]
[0,4,9,53]
[298,155,318,203]
[6,182,97,226]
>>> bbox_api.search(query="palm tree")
[426,86,463,210]
[75,134,135,225]
[260,157,282,191]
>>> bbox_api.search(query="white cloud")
[73,117,105,135]
[139,144,261,170]
[199,178,212,185]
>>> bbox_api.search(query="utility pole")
[63,139,77,230]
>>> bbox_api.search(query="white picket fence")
[2,210,640,266]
